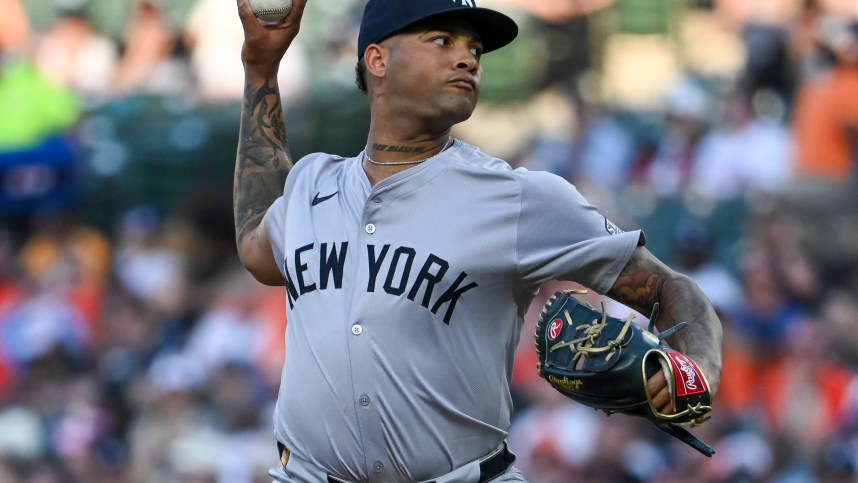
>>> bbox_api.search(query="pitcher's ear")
[364,44,387,79]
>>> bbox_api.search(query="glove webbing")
[549,299,633,363]
[549,299,686,364]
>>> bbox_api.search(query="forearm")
[655,275,723,392]
[233,71,291,250]
[607,248,723,394]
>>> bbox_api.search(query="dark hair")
[355,57,368,95]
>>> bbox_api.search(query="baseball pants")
[269,441,528,483]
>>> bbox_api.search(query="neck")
[364,127,452,161]
[361,133,454,186]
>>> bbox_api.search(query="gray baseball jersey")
[264,139,643,482]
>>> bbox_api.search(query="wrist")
[244,57,281,77]
[695,358,721,397]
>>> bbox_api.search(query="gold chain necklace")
[364,138,454,166]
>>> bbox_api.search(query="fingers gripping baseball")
[237,0,308,71]
[238,0,308,26]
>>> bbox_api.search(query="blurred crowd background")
[1,0,858,481]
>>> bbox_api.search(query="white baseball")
[248,0,293,24]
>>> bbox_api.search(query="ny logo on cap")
[453,0,475,6]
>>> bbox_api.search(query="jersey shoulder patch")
[604,217,624,235]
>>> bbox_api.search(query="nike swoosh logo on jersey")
[312,191,338,206]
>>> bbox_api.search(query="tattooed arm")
[607,245,723,408]
[233,0,307,285]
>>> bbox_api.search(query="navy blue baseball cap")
[357,0,519,58]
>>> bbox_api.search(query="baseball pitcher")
[232,0,724,481]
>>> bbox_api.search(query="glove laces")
[550,299,634,363]
[548,292,687,364]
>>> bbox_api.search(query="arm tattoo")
[608,250,723,389]
[607,253,664,315]
[234,78,292,246]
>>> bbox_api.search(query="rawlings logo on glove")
[534,290,715,456]
[670,352,706,395]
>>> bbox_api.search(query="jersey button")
[365,223,376,234]
[373,462,384,474]
[359,395,371,407]
[371,197,382,204]
[351,324,363,335]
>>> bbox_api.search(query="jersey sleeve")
[262,153,326,279]
[264,195,287,278]
[515,170,644,293]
